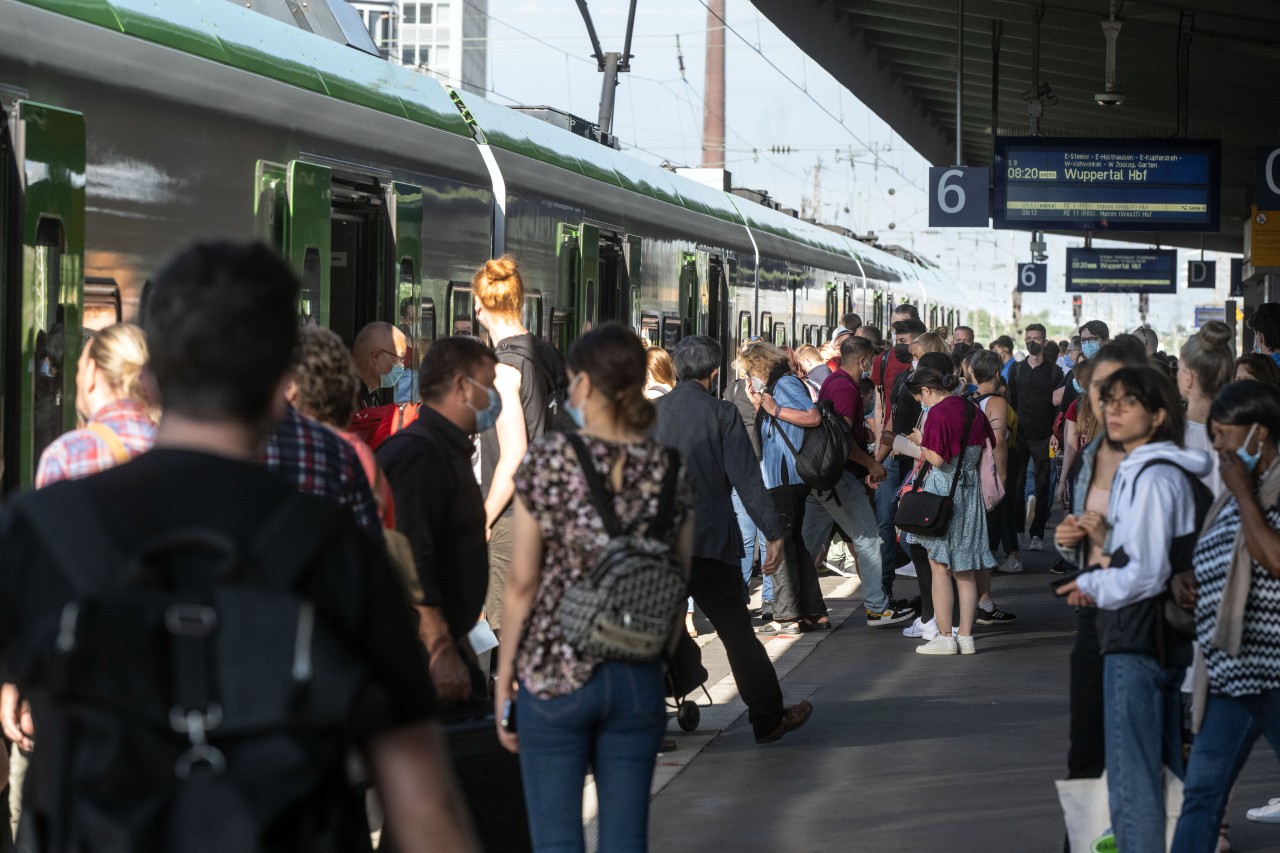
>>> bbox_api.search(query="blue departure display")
[994,138,1220,232]
[1065,248,1177,294]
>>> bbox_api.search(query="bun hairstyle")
[905,367,961,396]
[567,323,655,433]
[471,255,524,319]
[1179,320,1234,400]
[87,323,150,404]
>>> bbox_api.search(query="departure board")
[994,138,1220,232]
[1065,248,1177,294]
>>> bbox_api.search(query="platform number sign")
[1257,147,1280,211]
[1017,263,1047,293]
[928,167,990,227]
[1187,260,1215,289]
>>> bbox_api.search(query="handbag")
[978,440,1004,512]
[894,399,975,537]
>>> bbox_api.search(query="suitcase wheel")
[677,700,700,732]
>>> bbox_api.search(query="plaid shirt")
[35,400,157,488]
[262,405,381,537]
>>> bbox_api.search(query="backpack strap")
[647,449,683,540]
[566,433,625,537]
[86,423,131,466]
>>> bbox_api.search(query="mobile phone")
[1050,570,1083,593]
[500,698,518,733]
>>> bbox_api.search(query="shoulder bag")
[894,399,975,537]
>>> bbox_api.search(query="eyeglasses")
[1080,334,1099,342]
[380,349,405,365]
[1099,394,1142,413]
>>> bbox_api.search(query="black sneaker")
[976,606,1016,625]
[1049,559,1067,575]
[866,605,916,628]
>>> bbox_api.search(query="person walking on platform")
[473,257,567,636]
[1008,323,1063,551]
[654,335,813,744]
[378,337,500,710]
[904,368,997,655]
[1055,364,1211,853]
[742,342,830,632]
[801,335,914,627]
[0,243,478,853]
[1170,381,1280,853]
[494,324,694,853]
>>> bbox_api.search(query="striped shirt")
[35,400,156,487]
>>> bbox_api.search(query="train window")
[759,312,773,344]
[448,283,474,336]
[819,326,831,343]
[773,323,787,347]
[83,278,122,332]
[801,324,810,344]
[661,315,681,349]
[551,309,572,352]
[738,311,752,345]
[826,285,839,328]
[639,313,660,347]
[523,291,544,338]
[419,297,436,343]
[300,248,321,326]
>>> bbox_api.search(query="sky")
[471,0,1236,345]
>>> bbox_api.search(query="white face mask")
[749,376,766,393]
[911,358,920,370]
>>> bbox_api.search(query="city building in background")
[346,0,488,95]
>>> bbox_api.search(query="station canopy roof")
[749,0,1280,253]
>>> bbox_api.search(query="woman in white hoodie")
[1056,364,1212,853]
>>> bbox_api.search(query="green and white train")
[0,0,965,491]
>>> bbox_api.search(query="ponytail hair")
[471,255,524,319]
[88,322,149,403]
[567,323,655,432]
[1179,320,1234,400]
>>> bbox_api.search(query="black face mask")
[892,342,912,363]
[1026,340,1043,356]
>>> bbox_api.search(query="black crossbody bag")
[894,399,975,537]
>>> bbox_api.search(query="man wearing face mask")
[378,336,502,708]
[353,321,408,409]
[1008,323,1064,550]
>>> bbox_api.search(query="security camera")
[1095,91,1125,107]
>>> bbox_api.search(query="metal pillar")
[702,0,726,168]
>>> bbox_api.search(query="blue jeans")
[801,470,889,612]
[875,457,902,578]
[732,488,770,605]
[517,661,666,853]
[1103,653,1185,853]
[1171,689,1280,853]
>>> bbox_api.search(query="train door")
[1,100,84,493]
[596,232,627,326]
[623,235,641,330]
[678,253,697,340]
[388,182,423,402]
[256,159,332,326]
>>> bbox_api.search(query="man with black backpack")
[472,257,568,635]
[0,243,478,853]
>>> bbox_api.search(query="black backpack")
[497,335,574,432]
[764,378,850,491]
[18,489,371,853]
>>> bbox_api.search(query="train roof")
[19,0,959,301]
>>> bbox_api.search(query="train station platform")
[632,549,1280,853]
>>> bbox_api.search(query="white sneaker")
[896,563,917,578]
[915,635,959,655]
[957,635,975,655]
[1247,798,1280,823]
[902,617,927,638]
[1025,496,1037,528]
[920,617,938,640]
[996,556,1024,573]
[1029,537,1044,551]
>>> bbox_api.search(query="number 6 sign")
[928,167,990,227]
[1017,263,1047,293]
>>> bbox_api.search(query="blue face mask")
[964,383,978,396]
[1063,354,1075,370]
[380,363,405,389]
[564,375,586,429]
[466,377,502,432]
[1236,424,1262,474]
[1072,378,1084,395]
[1081,340,1101,360]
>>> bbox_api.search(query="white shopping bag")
[1055,769,1185,853]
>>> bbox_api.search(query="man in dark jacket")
[378,337,500,708]
[655,336,812,745]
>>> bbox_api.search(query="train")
[0,0,965,492]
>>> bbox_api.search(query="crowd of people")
[0,237,1277,853]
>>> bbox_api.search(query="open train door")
[256,159,332,326]
[1,100,84,493]
[388,181,423,402]
[576,222,600,334]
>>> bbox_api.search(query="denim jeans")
[1171,689,1280,853]
[801,470,889,612]
[1103,653,1185,853]
[517,661,666,852]
[875,456,903,581]
[731,488,770,605]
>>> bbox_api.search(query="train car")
[0,0,965,491]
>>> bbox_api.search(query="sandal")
[799,617,832,632]
[1218,822,1231,853]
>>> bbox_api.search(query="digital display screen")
[994,138,1220,232]
[1065,248,1178,294]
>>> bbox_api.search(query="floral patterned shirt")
[514,431,694,698]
